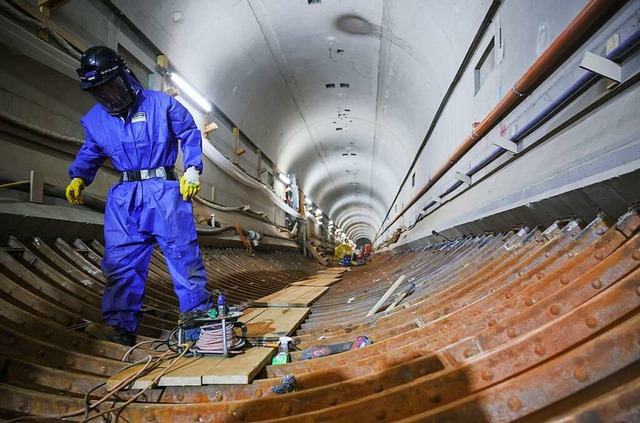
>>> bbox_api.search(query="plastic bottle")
[272,337,290,365]
[217,293,227,317]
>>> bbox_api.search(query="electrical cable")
[192,321,245,354]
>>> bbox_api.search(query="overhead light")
[329,220,333,225]
[170,72,212,112]
[305,197,313,206]
[315,208,322,215]
[278,173,291,185]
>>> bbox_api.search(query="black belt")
[120,166,177,182]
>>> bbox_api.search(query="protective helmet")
[76,46,136,116]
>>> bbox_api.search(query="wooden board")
[253,286,328,307]
[291,277,341,287]
[239,307,310,338]
[107,347,274,389]
[318,268,347,274]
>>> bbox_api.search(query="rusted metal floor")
[1,211,639,422]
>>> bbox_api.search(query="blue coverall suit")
[68,76,210,333]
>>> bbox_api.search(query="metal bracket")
[431,196,444,205]
[492,137,519,154]
[454,172,472,186]
[29,171,43,204]
[579,51,621,84]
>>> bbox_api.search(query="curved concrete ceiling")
[112,0,492,242]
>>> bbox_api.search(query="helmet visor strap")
[87,76,134,115]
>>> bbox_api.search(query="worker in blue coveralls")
[65,46,210,346]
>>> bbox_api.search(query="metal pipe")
[412,25,640,232]
[378,0,628,240]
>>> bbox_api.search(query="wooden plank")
[108,347,277,388]
[240,307,310,338]
[202,347,274,385]
[291,278,341,287]
[253,286,328,307]
[106,357,197,390]
[158,357,225,387]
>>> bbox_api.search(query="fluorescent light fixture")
[278,173,291,185]
[170,72,212,112]
[305,197,313,206]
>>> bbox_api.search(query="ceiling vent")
[325,83,335,89]
[340,83,350,88]
[307,0,321,4]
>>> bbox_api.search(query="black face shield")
[85,74,135,116]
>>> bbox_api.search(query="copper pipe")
[380,0,628,239]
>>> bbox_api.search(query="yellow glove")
[179,167,200,201]
[65,177,86,205]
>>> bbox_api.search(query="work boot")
[85,323,135,346]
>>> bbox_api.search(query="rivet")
[632,250,640,261]
[428,391,442,404]
[507,396,522,411]
[488,319,497,327]
[233,409,246,421]
[67,359,76,367]
[545,252,550,257]
[591,279,603,290]
[585,316,598,329]
[560,275,571,285]
[574,367,589,382]
[534,345,546,356]
[571,230,578,237]
[567,251,574,258]
[596,227,605,235]
[463,349,475,358]
[525,298,535,307]
[507,328,517,339]
[549,304,561,315]
[375,409,386,420]
[63,382,73,391]
[536,272,545,280]
[37,349,45,356]
[99,348,106,355]
[481,370,493,381]
[254,389,263,398]
[594,251,604,260]
[145,414,156,422]
[100,366,108,375]
[373,383,383,393]
[636,285,640,297]
[517,271,523,277]
[176,393,185,401]
[328,395,338,405]
[59,405,68,413]
[505,292,513,299]
[281,404,292,415]
[18,402,28,411]
[215,393,223,402]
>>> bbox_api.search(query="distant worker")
[66,46,210,346]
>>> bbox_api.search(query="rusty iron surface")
[0,210,638,422]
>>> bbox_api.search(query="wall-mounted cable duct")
[413,26,640,230]
[376,0,629,241]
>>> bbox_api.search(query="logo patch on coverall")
[131,112,146,123]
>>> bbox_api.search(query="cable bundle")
[192,321,245,354]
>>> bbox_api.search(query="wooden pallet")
[253,286,328,307]
[240,307,310,338]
